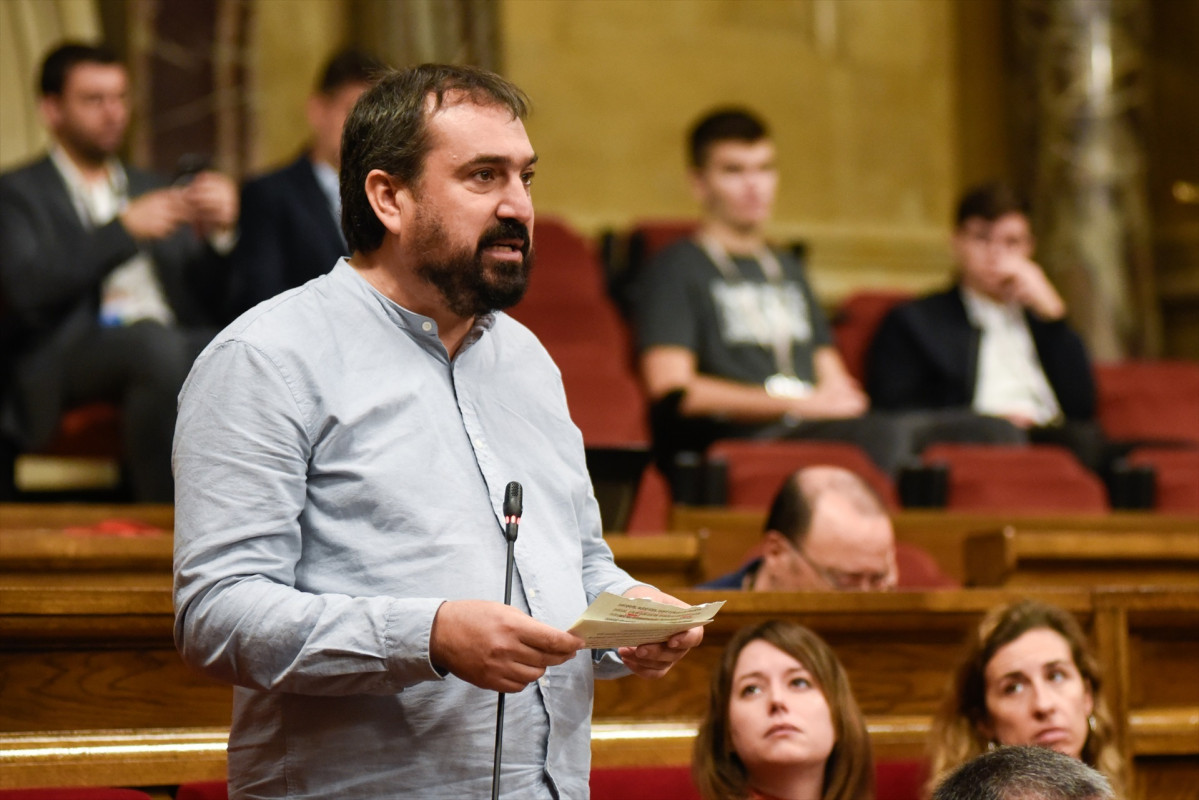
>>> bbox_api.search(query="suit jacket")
[0,155,227,448]
[865,285,1096,421]
[228,154,348,314]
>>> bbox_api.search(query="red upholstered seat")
[560,364,650,448]
[590,765,701,800]
[626,219,701,272]
[590,758,928,800]
[508,216,649,450]
[707,439,900,511]
[174,783,227,800]
[626,463,673,533]
[1128,447,1199,513]
[922,443,1108,513]
[831,289,913,385]
[1095,360,1199,446]
[875,757,929,800]
[39,402,123,458]
[0,790,155,800]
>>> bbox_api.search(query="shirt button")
[538,677,548,688]
[528,589,537,598]
[421,321,433,332]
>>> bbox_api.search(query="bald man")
[701,466,952,591]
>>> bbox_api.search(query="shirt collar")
[334,259,497,361]
[49,144,127,196]
[960,284,1019,327]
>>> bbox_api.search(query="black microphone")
[501,482,522,599]
[492,481,522,800]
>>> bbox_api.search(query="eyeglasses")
[790,542,895,591]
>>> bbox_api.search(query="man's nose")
[498,179,534,224]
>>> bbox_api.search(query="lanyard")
[698,234,798,379]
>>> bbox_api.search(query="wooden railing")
[1,504,1196,797]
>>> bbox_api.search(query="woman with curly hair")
[693,619,873,800]
[927,599,1127,797]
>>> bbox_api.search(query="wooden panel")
[604,533,702,588]
[963,528,1199,587]
[592,589,1094,725]
[671,506,1199,585]
[0,504,175,529]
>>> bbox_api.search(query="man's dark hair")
[955,182,1030,228]
[39,41,120,97]
[316,48,384,95]
[688,108,769,169]
[763,466,886,545]
[339,63,530,254]
[933,746,1114,800]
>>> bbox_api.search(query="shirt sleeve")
[173,338,445,695]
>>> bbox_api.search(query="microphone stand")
[492,481,522,800]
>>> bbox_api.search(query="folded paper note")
[568,591,724,648]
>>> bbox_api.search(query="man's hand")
[182,171,239,236]
[119,188,189,240]
[429,599,584,692]
[997,253,1065,321]
[793,381,869,420]
[616,586,704,679]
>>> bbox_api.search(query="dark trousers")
[60,320,213,502]
[758,409,1026,475]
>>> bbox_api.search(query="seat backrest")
[625,463,673,533]
[590,765,701,800]
[1095,360,1199,445]
[707,439,899,511]
[1128,446,1199,513]
[626,219,701,274]
[520,215,610,305]
[831,289,913,385]
[560,362,649,448]
[875,758,929,800]
[174,783,228,800]
[922,443,1108,512]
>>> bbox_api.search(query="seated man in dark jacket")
[227,49,382,314]
[0,42,237,501]
[866,182,1105,471]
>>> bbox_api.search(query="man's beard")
[411,210,533,318]
[60,122,122,168]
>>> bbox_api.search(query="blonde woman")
[927,599,1126,797]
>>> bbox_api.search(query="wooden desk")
[0,504,174,530]
[604,533,702,588]
[965,528,1199,587]
[671,507,1199,585]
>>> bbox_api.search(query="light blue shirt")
[173,259,642,799]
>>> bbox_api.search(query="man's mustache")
[478,220,531,257]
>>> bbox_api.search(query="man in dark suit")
[228,49,382,313]
[866,182,1103,470]
[0,42,238,501]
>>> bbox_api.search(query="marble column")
[1014,0,1159,358]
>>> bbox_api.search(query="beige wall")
[502,0,964,299]
[246,0,351,175]
[0,0,101,171]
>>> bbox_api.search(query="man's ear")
[39,96,62,131]
[688,168,710,207]
[761,530,791,562]
[362,169,409,237]
[305,93,324,133]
